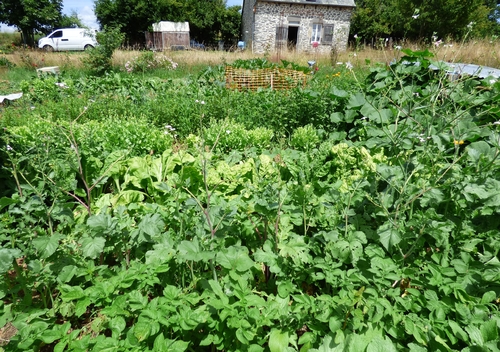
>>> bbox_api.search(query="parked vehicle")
[38,28,98,52]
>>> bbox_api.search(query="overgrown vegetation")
[0,51,499,351]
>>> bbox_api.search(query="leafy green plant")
[82,26,124,74]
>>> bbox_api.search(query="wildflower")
[55,82,69,89]
[6,144,13,151]
[226,130,231,134]
[412,14,419,19]
[354,34,358,39]
[395,45,402,50]
[493,121,500,125]
[30,106,35,110]
[345,62,353,70]
[434,40,443,47]
[453,140,465,145]
[467,22,475,30]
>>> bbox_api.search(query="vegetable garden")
[0,50,499,351]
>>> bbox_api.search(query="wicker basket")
[225,66,307,91]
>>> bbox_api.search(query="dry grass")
[1,38,500,72]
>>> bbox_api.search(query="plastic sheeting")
[0,92,23,104]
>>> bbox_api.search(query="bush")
[82,26,124,74]
[124,51,178,73]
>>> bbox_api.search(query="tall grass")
[1,37,500,79]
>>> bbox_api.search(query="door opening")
[287,26,298,50]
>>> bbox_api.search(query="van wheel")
[43,45,54,52]
[84,45,94,51]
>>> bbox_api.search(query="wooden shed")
[146,21,190,50]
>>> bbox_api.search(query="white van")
[38,28,98,52]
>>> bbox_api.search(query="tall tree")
[350,0,500,42]
[0,0,63,47]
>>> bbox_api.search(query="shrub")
[124,51,178,73]
[82,26,124,74]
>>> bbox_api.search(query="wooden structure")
[225,66,308,91]
[146,21,190,51]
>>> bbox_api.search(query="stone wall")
[251,1,352,54]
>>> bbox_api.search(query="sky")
[0,0,244,32]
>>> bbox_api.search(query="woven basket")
[225,66,307,91]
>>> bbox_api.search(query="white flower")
[226,130,231,134]
[30,106,35,110]
[345,62,353,70]
[395,45,402,50]
[493,121,500,125]
[200,101,205,105]
[412,14,419,19]
[467,22,475,30]
[361,116,368,120]
[6,144,13,151]
[434,40,443,47]
[354,34,358,39]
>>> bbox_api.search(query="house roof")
[258,0,356,7]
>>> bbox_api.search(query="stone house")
[241,0,355,54]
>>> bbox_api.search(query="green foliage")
[94,0,241,45]
[0,56,15,68]
[1,54,500,351]
[0,0,62,47]
[82,26,125,75]
[351,0,500,40]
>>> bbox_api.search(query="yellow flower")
[454,140,464,145]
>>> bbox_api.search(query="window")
[311,23,322,43]
[50,30,63,39]
[323,25,334,44]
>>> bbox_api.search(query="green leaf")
[216,246,255,272]
[109,316,126,337]
[208,279,229,305]
[346,92,366,109]
[79,236,106,259]
[480,320,498,342]
[138,213,165,238]
[0,197,17,211]
[366,337,397,352]
[465,325,484,346]
[32,233,62,259]
[480,291,497,304]
[269,328,289,352]
[448,320,468,342]
[467,141,491,162]
[178,237,214,262]
[87,213,113,232]
[133,321,150,342]
[329,317,342,333]
[0,248,21,274]
[60,284,85,302]
[378,223,401,251]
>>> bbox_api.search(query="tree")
[58,11,85,29]
[350,0,500,42]
[94,0,241,46]
[0,0,63,47]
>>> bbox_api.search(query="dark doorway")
[287,26,298,50]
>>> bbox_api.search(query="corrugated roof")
[258,0,356,7]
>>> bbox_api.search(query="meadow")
[0,40,499,351]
